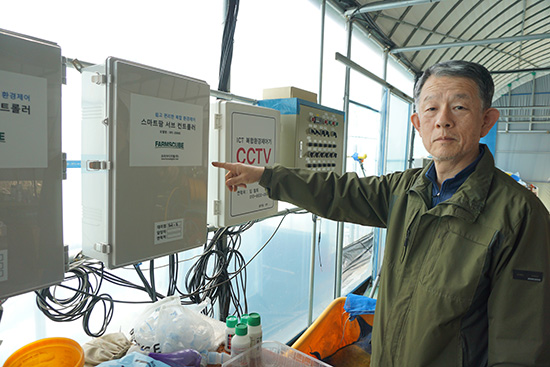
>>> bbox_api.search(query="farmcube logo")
[154,141,184,149]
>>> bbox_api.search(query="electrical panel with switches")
[258,98,345,174]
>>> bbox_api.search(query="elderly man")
[213,60,550,366]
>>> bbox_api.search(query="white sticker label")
[0,70,48,168]
[130,94,203,167]
[154,219,184,245]
[230,112,276,217]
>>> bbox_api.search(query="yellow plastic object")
[291,297,374,361]
[4,337,84,367]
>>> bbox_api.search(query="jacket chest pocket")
[419,227,492,304]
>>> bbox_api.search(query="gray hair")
[413,60,494,110]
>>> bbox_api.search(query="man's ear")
[411,113,421,136]
[481,108,500,137]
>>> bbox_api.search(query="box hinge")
[86,160,112,171]
[62,152,67,180]
[213,200,221,215]
[91,72,107,85]
[214,113,222,129]
[94,242,111,254]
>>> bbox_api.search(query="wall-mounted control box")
[208,101,280,227]
[258,98,345,173]
[81,58,209,269]
[0,29,65,297]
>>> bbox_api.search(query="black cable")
[218,0,240,92]
[34,210,305,336]
[82,293,114,337]
[35,263,114,337]
[0,299,6,326]
[133,263,160,302]
[182,211,303,320]
[149,260,157,302]
[35,257,158,337]
[167,254,178,296]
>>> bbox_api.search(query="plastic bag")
[130,296,225,354]
[96,352,171,367]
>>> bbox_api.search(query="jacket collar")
[408,145,495,223]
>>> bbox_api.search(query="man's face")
[411,75,499,167]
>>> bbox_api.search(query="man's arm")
[488,203,550,365]
[213,162,389,225]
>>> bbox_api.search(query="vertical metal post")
[333,16,354,300]
[335,228,344,299]
[530,72,536,131]
[318,0,326,104]
[406,103,415,169]
[377,51,390,175]
[506,84,512,133]
[382,50,390,175]
[343,19,353,111]
[309,1,329,324]
[308,215,318,325]
[373,51,391,281]
[343,17,353,173]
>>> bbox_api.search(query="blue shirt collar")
[425,145,485,208]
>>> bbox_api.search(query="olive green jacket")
[259,147,550,366]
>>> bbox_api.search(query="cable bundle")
[218,0,240,92]
[33,210,303,336]
[35,258,114,337]
[184,222,254,320]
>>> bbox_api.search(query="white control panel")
[208,101,280,228]
[81,58,209,269]
[0,29,65,297]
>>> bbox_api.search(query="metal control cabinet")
[0,30,65,297]
[208,101,279,228]
[258,98,345,173]
[81,58,209,269]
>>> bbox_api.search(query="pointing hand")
[211,162,265,192]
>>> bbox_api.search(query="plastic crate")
[222,341,333,367]
[291,297,373,360]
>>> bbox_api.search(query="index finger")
[211,161,234,170]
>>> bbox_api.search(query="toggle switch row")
[307,142,337,148]
[307,151,338,158]
[310,116,339,126]
[306,163,337,168]
[307,128,338,138]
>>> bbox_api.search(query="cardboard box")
[263,87,317,103]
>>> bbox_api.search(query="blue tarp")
[344,294,376,320]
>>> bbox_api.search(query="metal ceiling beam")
[335,52,414,103]
[391,33,550,53]
[490,67,550,74]
[344,0,441,17]
[497,120,550,124]
[495,106,550,110]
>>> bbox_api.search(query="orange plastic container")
[291,297,374,361]
[4,337,84,367]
